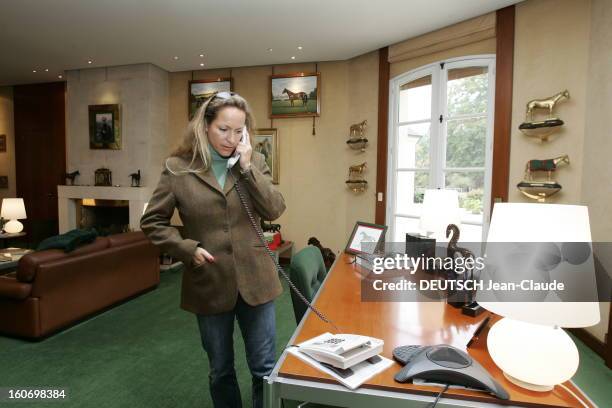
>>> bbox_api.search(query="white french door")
[386,55,496,243]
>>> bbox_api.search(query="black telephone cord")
[233,174,341,333]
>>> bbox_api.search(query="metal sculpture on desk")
[129,170,141,187]
[445,224,482,315]
[346,120,368,152]
[519,90,569,141]
[65,170,80,185]
[517,155,569,202]
[345,162,367,193]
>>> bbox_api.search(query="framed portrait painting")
[345,221,387,255]
[270,72,320,118]
[189,78,233,119]
[253,128,279,184]
[89,104,121,150]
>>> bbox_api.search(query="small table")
[0,232,26,249]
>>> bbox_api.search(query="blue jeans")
[196,295,276,408]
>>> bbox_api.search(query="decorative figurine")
[347,120,368,152]
[65,170,80,185]
[260,219,281,233]
[94,168,112,186]
[518,154,569,202]
[346,162,368,193]
[348,162,367,178]
[130,169,141,187]
[519,90,570,141]
[524,155,570,181]
[350,120,367,138]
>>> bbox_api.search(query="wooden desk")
[265,254,595,408]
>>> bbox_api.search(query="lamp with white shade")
[419,189,460,240]
[1,198,27,234]
[480,203,600,392]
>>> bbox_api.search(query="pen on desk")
[467,314,491,348]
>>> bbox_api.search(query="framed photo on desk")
[345,221,386,255]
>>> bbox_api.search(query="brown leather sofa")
[0,231,160,339]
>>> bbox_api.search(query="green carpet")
[0,266,296,407]
[0,268,610,407]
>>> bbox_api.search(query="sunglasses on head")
[214,91,236,99]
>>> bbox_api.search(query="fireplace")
[57,185,153,234]
[76,199,130,235]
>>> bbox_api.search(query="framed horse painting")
[270,72,320,118]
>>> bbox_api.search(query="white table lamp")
[1,198,27,234]
[419,189,460,240]
[480,203,600,392]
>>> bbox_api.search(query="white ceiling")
[0,0,522,86]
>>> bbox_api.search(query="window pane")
[398,123,430,168]
[444,171,485,220]
[447,67,488,116]
[446,117,486,168]
[396,171,429,216]
[394,216,421,242]
[399,75,432,122]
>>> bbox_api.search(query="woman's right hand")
[193,247,215,267]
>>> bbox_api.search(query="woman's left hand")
[236,129,252,171]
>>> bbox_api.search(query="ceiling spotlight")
[32,70,37,73]
[291,56,296,60]
[173,56,179,60]
[44,68,49,72]
[58,74,63,79]
[297,46,303,50]
[87,60,93,64]
[199,63,204,67]
[199,54,204,58]
[268,48,273,52]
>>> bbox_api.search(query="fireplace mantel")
[57,185,154,233]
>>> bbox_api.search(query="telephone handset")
[232,138,384,370]
[227,128,248,169]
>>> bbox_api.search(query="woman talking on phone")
[140,92,285,408]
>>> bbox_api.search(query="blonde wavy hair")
[166,91,255,174]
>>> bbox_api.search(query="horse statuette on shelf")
[349,120,367,138]
[520,90,569,141]
[346,162,368,193]
[524,155,570,181]
[348,162,367,178]
[282,88,308,107]
[525,90,570,122]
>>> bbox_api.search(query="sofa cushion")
[36,228,98,252]
[17,237,110,282]
[107,231,146,247]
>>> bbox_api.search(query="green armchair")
[288,246,328,324]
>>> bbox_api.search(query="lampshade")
[479,203,600,328]
[1,198,27,220]
[481,203,600,392]
[419,189,460,238]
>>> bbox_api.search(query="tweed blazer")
[140,152,285,315]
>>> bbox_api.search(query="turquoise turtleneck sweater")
[210,147,230,189]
